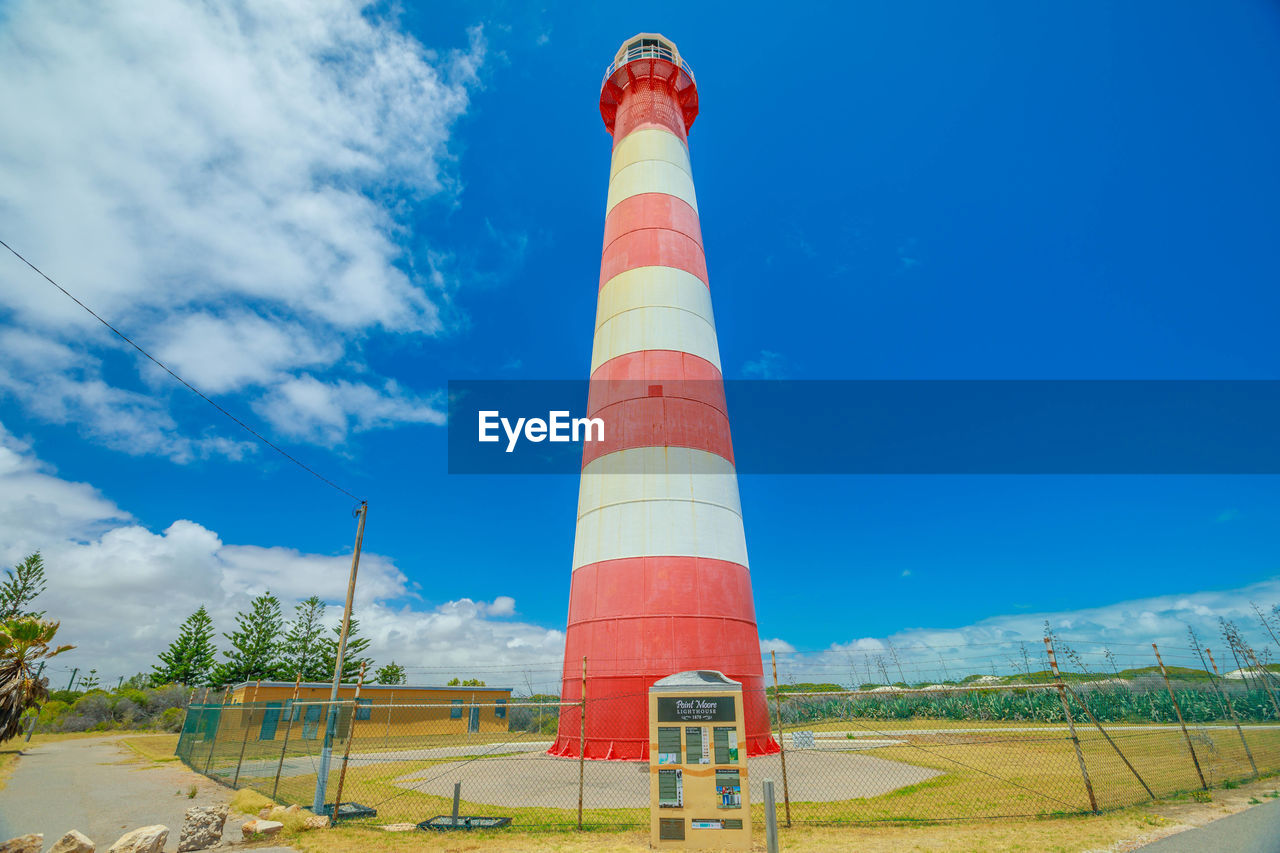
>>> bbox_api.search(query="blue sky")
[1,1,1278,686]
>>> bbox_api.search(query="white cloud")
[742,350,788,380]
[0,1,481,455]
[767,577,1280,686]
[0,422,563,687]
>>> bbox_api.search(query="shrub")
[158,707,186,732]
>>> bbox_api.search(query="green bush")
[158,707,186,732]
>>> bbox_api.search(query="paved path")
[393,750,941,808]
[1138,798,1280,852]
[0,736,293,853]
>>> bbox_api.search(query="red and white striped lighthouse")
[550,34,778,760]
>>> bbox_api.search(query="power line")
[1,238,362,502]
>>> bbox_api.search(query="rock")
[107,826,168,853]
[284,804,302,814]
[257,807,273,819]
[49,831,95,853]
[177,805,228,852]
[240,820,283,840]
[302,815,330,830]
[0,834,43,853]
[379,823,417,832]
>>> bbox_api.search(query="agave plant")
[0,617,74,742]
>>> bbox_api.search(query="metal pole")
[577,655,586,831]
[770,651,792,828]
[331,662,367,823]
[1153,643,1207,790]
[452,782,462,826]
[763,779,779,853]
[117,675,124,690]
[1205,648,1258,778]
[1045,639,1098,813]
[313,501,368,815]
[1245,648,1280,719]
[65,667,78,691]
[271,674,303,801]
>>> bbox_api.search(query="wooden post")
[1205,648,1258,779]
[1061,680,1154,799]
[385,689,394,748]
[314,501,368,816]
[331,662,367,823]
[770,650,792,828]
[577,655,586,831]
[1245,648,1280,719]
[1044,638,1099,813]
[231,679,263,788]
[1153,643,1207,790]
[204,685,233,776]
[271,674,303,801]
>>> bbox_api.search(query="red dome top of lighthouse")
[599,33,699,137]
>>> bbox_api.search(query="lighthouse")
[550,34,777,760]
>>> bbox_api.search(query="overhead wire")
[0,238,362,503]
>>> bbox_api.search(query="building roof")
[228,680,512,693]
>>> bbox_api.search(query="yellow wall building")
[221,681,514,743]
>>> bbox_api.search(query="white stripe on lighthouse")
[609,127,691,180]
[606,159,699,214]
[596,266,714,332]
[571,446,749,570]
[590,305,721,374]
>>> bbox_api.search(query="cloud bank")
[0,0,479,456]
[0,423,564,689]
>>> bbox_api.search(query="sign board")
[648,671,751,851]
[657,696,736,722]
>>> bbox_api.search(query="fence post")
[1153,643,1207,790]
[578,655,586,831]
[331,662,367,823]
[1205,648,1258,779]
[762,779,779,853]
[1044,638,1098,813]
[203,687,232,776]
[232,707,255,788]
[1061,680,1154,799]
[770,650,792,828]
[385,689,394,748]
[230,680,262,788]
[1246,648,1280,719]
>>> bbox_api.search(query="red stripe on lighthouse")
[603,193,703,254]
[599,228,707,289]
[583,350,733,467]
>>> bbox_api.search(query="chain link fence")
[173,646,1280,831]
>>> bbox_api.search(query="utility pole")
[66,668,79,692]
[312,501,368,815]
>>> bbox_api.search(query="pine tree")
[318,616,375,683]
[374,661,405,685]
[0,552,47,620]
[212,592,284,686]
[151,605,218,686]
[280,596,328,681]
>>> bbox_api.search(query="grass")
[278,808,1182,853]
[120,733,181,763]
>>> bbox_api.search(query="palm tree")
[0,617,74,742]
